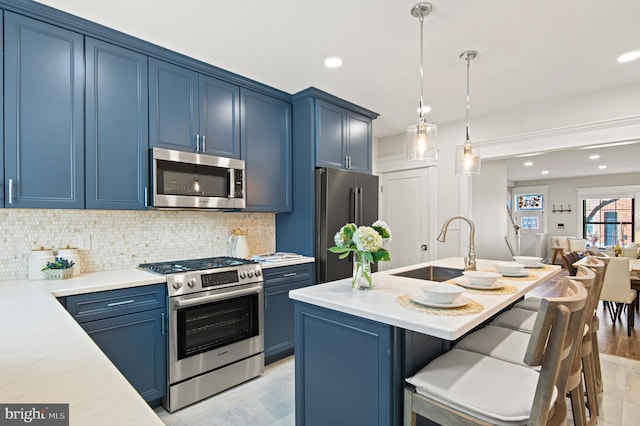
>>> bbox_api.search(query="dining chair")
[457,267,598,425]
[568,238,588,255]
[404,279,588,426]
[562,252,580,275]
[599,256,638,336]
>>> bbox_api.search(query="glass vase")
[352,252,373,290]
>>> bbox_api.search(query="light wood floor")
[531,269,640,361]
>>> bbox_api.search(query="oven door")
[168,283,263,384]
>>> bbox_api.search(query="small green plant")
[41,257,75,271]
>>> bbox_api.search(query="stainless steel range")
[139,257,264,412]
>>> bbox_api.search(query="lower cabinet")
[264,263,314,364]
[62,283,167,406]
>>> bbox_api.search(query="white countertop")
[0,269,167,426]
[289,257,561,340]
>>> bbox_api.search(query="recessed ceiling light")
[617,51,640,63]
[598,165,607,169]
[589,154,600,160]
[324,57,343,68]
[541,170,549,175]
[524,161,533,166]
[416,106,432,114]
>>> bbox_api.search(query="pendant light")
[455,50,481,175]
[406,2,438,163]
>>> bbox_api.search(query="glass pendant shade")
[407,120,438,161]
[455,142,480,175]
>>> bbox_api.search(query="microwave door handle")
[228,169,234,198]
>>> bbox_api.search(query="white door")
[379,169,430,270]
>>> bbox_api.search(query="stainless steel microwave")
[151,148,245,209]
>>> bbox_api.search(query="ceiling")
[35,0,640,180]
[503,141,640,182]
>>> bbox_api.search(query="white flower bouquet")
[329,220,392,289]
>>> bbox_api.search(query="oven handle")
[175,286,262,308]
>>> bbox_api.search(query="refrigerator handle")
[357,187,364,225]
[352,187,358,224]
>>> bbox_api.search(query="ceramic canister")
[28,248,55,280]
[57,247,81,276]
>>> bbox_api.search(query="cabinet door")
[149,58,198,152]
[199,75,240,158]
[240,89,292,212]
[264,263,314,364]
[0,15,3,207]
[85,38,149,209]
[346,111,372,174]
[4,12,84,208]
[315,100,346,170]
[80,308,167,403]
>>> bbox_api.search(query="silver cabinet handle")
[8,178,13,204]
[144,187,148,208]
[202,135,206,152]
[161,312,165,335]
[345,155,349,169]
[196,134,200,152]
[283,273,297,277]
[106,299,135,307]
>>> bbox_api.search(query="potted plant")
[41,257,75,280]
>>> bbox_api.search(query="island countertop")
[289,257,560,340]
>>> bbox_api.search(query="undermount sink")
[391,265,463,282]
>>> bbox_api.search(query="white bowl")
[462,271,502,286]
[513,256,543,267]
[420,283,465,304]
[495,261,525,274]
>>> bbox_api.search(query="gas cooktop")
[139,256,257,275]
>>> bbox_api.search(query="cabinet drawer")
[263,263,314,288]
[65,283,166,323]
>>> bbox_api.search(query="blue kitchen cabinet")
[316,99,373,174]
[85,37,149,210]
[316,101,346,170]
[3,12,84,209]
[276,88,378,256]
[63,284,167,406]
[264,263,314,364]
[0,13,3,207]
[294,302,396,426]
[149,58,240,158]
[199,75,240,158]
[240,88,292,212]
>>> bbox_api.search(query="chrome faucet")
[437,215,477,271]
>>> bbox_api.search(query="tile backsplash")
[0,209,275,281]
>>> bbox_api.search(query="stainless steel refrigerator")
[315,167,379,283]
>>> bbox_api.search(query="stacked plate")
[453,271,505,290]
[495,261,528,277]
[410,283,471,308]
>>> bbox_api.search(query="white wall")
[514,172,640,238]
[471,160,510,261]
[376,82,640,260]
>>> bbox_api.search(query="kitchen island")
[289,257,560,426]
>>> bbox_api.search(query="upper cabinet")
[240,89,292,212]
[149,58,240,158]
[85,38,149,210]
[315,99,373,174]
[4,12,84,209]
